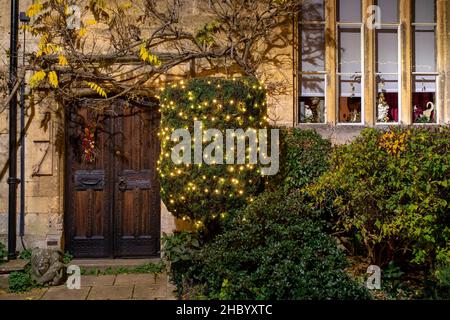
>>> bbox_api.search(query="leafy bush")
[307,127,450,267]
[159,77,268,229]
[19,249,32,261]
[63,252,73,265]
[270,128,331,192]
[181,190,370,300]
[162,231,201,295]
[8,270,33,293]
[435,263,450,299]
[9,249,38,293]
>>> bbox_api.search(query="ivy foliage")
[159,77,268,226]
[269,128,332,192]
[307,127,450,267]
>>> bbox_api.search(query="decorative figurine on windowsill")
[347,97,361,123]
[304,104,313,122]
[304,97,321,123]
[414,102,435,123]
[377,92,390,123]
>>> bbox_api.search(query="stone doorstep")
[0,259,28,275]
[71,258,161,272]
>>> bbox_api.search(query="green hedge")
[159,77,268,229]
[180,190,370,300]
[307,127,450,267]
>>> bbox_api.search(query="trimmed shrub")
[307,127,450,267]
[159,77,268,230]
[270,128,332,192]
[182,190,370,300]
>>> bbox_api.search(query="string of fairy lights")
[156,79,270,228]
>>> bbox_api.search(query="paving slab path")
[0,273,177,300]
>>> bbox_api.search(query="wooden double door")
[65,100,161,258]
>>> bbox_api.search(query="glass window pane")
[299,75,325,123]
[338,27,362,73]
[376,75,399,123]
[413,27,436,72]
[301,0,325,21]
[414,0,436,23]
[376,28,398,73]
[338,0,361,22]
[338,75,362,123]
[376,0,399,23]
[413,76,437,123]
[301,25,325,72]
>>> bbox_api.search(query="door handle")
[80,179,101,186]
[118,178,127,192]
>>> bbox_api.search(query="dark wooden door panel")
[66,106,113,258]
[113,103,160,257]
[66,100,160,258]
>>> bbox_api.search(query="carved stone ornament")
[31,248,67,286]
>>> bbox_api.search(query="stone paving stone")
[81,275,116,287]
[87,285,134,300]
[114,274,158,286]
[133,284,168,300]
[0,288,48,300]
[0,275,9,289]
[41,287,91,300]
[153,273,169,285]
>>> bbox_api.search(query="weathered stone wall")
[1,0,449,253]
[0,0,65,251]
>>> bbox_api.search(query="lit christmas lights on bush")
[158,77,269,229]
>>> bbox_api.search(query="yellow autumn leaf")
[26,2,43,18]
[139,45,149,61]
[78,28,87,37]
[29,71,46,88]
[139,45,161,66]
[85,19,97,26]
[38,34,49,50]
[58,54,68,66]
[48,71,59,88]
[85,81,107,98]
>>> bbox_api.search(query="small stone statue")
[31,248,67,286]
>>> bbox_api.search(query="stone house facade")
[0,0,449,257]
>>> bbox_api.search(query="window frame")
[297,2,327,125]
[336,2,364,126]
[411,0,439,124]
[375,23,402,125]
